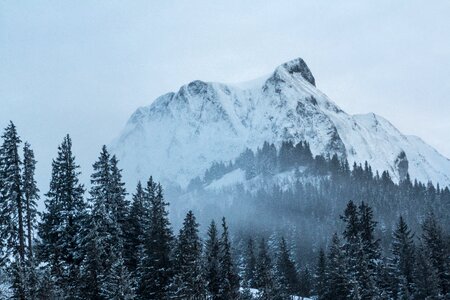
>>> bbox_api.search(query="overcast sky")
[1,1,450,193]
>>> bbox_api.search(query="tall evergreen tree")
[204,220,221,300]
[421,212,450,296]
[109,154,128,245]
[22,142,39,299]
[0,122,26,299]
[38,134,86,298]
[124,181,146,275]
[171,210,204,299]
[137,181,173,299]
[275,237,298,296]
[413,245,441,299]
[315,248,328,300]
[218,217,240,299]
[22,142,39,260]
[388,216,415,299]
[80,145,113,299]
[326,233,349,300]
[357,201,380,299]
[255,238,275,299]
[243,238,256,288]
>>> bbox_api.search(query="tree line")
[1,121,450,299]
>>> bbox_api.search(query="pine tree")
[275,237,298,296]
[421,212,450,296]
[388,216,415,298]
[340,201,360,298]
[413,245,441,299]
[124,182,146,276]
[204,220,221,299]
[357,201,380,299]
[171,210,204,299]
[0,122,26,299]
[243,238,256,288]
[327,233,348,300]
[80,215,105,299]
[218,217,240,299]
[37,134,86,298]
[109,154,128,247]
[22,142,39,299]
[22,143,38,259]
[315,248,327,300]
[255,238,274,299]
[79,145,113,299]
[137,181,173,299]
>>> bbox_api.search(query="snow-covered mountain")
[111,58,450,188]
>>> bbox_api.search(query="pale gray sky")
[1,1,450,192]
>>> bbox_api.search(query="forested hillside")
[1,122,449,299]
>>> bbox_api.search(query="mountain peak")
[278,57,316,86]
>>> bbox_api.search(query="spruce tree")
[421,212,450,296]
[204,220,221,299]
[37,134,86,298]
[22,142,39,299]
[255,238,274,299]
[327,233,349,300]
[22,142,38,259]
[171,210,204,299]
[124,182,146,276]
[137,181,173,299]
[358,201,380,299]
[109,154,128,246]
[388,216,415,298]
[0,122,25,262]
[218,217,240,299]
[243,238,256,288]
[80,145,113,299]
[413,245,441,299]
[275,237,298,296]
[315,248,327,300]
[340,201,360,298]
[0,122,26,299]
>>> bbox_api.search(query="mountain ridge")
[111,57,450,188]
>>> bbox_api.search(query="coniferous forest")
[1,122,450,299]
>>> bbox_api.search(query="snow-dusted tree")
[357,201,381,299]
[124,181,146,276]
[314,248,327,300]
[413,244,441,299]
[204,220,221,299]
[254,238,275,299]
[388,216,415,298]
[218,217,240,299]
[243,238,256,288]
[22,142,39,299]
[420,212,450,296]
[22,142,39,259]
[109,154,128,245]
[171,210,204,299]
[275,237,298,297]
[0,122,26,299]
[327,233,349,300]
[137,181,173,299]
[38,134,86,298]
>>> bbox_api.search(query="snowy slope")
[111,58,450,188]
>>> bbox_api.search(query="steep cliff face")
[111,58,450,188]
